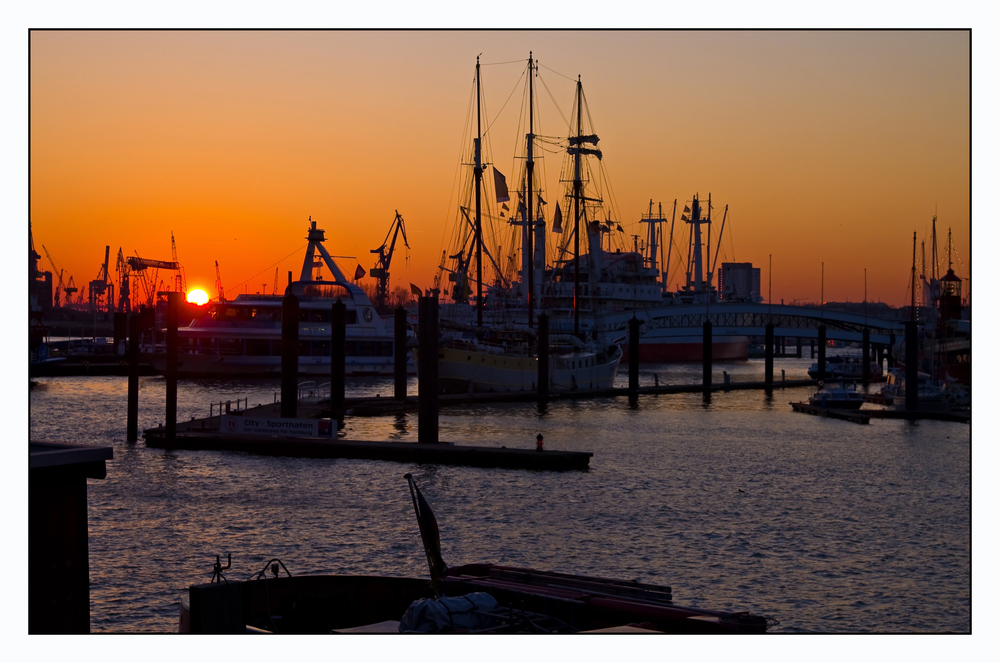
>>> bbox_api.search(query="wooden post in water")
[702,320,712,393]
[281,293,299,418]
[166,292,179,440]
[905,321,919,411]
[537,312,549,398]
[394,307,407,401]
[126,313,139,443]
[862,328,871,385]
[331,300,346,421]
[888,332,896,369]
[796,336,802,358]
[817,325,827,380]
[629,316,640,393]
[764,323,774,387]
[417,295,439,444]
[810,338,815,358]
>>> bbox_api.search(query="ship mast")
[475,56,484,333]
[527,52,535,328]
[573,75,582,337]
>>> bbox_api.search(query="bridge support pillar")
[281,293,300,419]
[817,325,827,380]
[702,321,712,394]
[764,323,774,387]
[862,328,871,385]
[810,338,815,358]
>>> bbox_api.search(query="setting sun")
[186,288,209,305]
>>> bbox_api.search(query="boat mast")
[910,231,917,322]
[664,199,677,296]
[573,76,582,337]
[527,52,535,328]
[475,56,484,333]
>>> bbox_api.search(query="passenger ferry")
[144,220,410,378]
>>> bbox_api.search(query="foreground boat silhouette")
[180,475,775,633]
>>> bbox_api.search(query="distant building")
[718,262,761,303]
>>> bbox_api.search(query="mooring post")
[862,328,871,385]
[394,307,407,401]
[281,293,299,418]
[113,312,126,355]
[166,292,179,440]
[702,320,713,393]
[538,312,549,398]
[888,332,897,369]
[126,313,139,443]
[331,299,346,421]
[905,321,918,411]
[810,338,815,358]
[796,336,802,358]
[417,294,439,444]
[764,323,774,387]
[629,316,640,393]
[817,325,827,380]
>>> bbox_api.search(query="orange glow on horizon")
[29,31,971,308]
[186,288,209,305]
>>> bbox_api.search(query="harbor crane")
[42,245,71,307]
[127,253,181,309]
[115,248,132,313]
[171,231,187,294]
[215,261,225,301]
[369,210,410,309]
[89,245,114,313]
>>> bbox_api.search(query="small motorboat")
[808,380,864,410]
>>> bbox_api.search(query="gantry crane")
[171,231,187,294]
[369,210,410,309]
[115,248,132,313]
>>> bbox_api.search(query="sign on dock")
[220,415,333,437]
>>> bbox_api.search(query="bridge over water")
[590,303,907,346]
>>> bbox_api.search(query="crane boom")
[369,210,410,308]
[215,261,225,301]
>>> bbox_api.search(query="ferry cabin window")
[294,309,358,325]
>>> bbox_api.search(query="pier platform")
[143,431,591,470]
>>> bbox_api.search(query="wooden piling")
[862,327,871,385]
[888,332,896,368]
[394,307,407,401]
[629,316,640,393]
[418,295,439,444]
[764,323,774,387]
[538,313,549,398]
[166,292,179,440]
[280,293,299,419]
[702,320,712,393]
[331,299,346,420]
[817,325,827,380]
[796,336,802,358]
[126,313,139,443]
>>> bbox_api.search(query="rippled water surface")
[28,355,971,633]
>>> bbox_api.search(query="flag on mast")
[410,283,422,297]
[493,167,510,203]
[354,264,365,280]
[552,202,563,233]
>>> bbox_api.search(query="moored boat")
[179,475,775,634]
[807,355,882,381]
[144,220,412,378]
[808,379,864,410]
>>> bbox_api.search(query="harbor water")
[28,354,970,634]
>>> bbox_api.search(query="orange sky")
[29,30,970,307]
